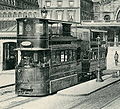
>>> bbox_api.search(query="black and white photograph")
[0,0,120,109]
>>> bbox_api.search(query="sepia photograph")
[0,0,120,109]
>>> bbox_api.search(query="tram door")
[3,42,16,70]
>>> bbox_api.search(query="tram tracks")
[0,85,40,109]
[0,92,40,109]
[3,97,39,109]
[100,94,120,109]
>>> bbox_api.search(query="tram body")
[75,28,107,80]
[15,18,82,96]
[15,18,108,96]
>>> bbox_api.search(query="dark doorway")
[3,42,16,70]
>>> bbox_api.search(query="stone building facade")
[93,0,120,43]
[93,0,120,21]
[0,0,39,10]
[81,0,93,20]
[38,0,93,22]
[0,0,39,71]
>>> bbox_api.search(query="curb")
[0,83,15,89]
[57,76,120,96]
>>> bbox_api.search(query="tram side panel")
[49,46,81,93]
[48,23,82,93]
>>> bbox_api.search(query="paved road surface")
[0,80,120,109]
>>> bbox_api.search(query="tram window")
[18,22,23,35]
[51,23,62,35]
[44,51,50,63]
[53,27,59,35]
[90,52,92,60]
[65,50,68,62]
[94,52,97,59]
[20,51,34,67]
[35,23,43,34]
[100,52,102,58]
[92,52,94,60]
[72,50,76,60]
[61,51,64,62]
[76,48,81,60]
[69,50,73,61]
[102,53,105,58]
[67,50,69,61]
[51,51,56,64]
[33,52,38,63]
[52,50,61,64]
[56,51,61,64]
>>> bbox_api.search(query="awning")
[0,25,17,32]
[0,25,17,39]
[90,29,107,33]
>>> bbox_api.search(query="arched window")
[18,12,22,17]
[28,12,32,17]
[33,12,37,17]
[23,12,27,17]
[94,6,100,12]
[3,12,7,17]
[13,12,17,17]
[104,15,110,22]
[94,16,98,20]
[117,11,120,21]
[8,12,12,17]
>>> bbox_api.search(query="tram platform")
[57,71,120,96]
[0,70,15,88]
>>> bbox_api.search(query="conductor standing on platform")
[114,51,119,66]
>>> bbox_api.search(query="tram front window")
[20,51,34,68]
[35,23,43,35]
[18,22,23,35]
[18,51,50,68]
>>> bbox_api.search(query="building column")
[114,34,118,47]
[0,42,3,72]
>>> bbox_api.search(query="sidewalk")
[57,74,120,96]
[0,70,15,88]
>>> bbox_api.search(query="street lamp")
[41,6,48,18]
[96,36,104,82]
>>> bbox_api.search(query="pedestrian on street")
[114,51,119,66]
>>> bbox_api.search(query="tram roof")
[16,17,81,25]
[15,48,50,51]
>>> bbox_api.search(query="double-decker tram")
[76,28,108,80]
[15,18,82,96]
[15,18,108,96]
